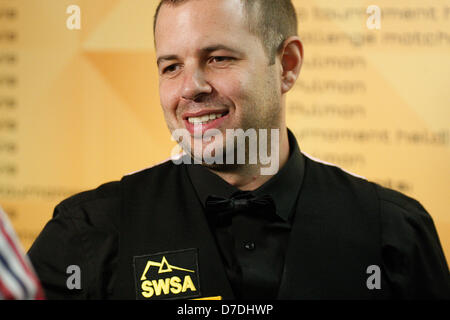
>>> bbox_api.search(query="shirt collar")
[186,129,305,223]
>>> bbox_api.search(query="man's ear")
[279,36,303,94]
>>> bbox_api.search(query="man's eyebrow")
[157,45,242,66]
[157,55,179,67]
[202,44,242,54]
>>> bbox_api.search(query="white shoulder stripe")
[301,151,366,180]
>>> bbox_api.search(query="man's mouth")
[182,110,230,135]
[187,112,227,125]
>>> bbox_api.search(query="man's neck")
[207,128,290,191]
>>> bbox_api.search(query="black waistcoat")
[111,157,392,299]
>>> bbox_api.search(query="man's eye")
[162,64,180,74]
[210,56,234,64]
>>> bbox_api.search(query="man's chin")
[199,161,238,171]
[186,152,243,173]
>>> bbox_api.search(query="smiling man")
[28,0,449,300]
[157,0,299,183]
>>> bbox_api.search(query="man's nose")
[181,68,212,101]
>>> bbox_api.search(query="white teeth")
[188,113,224,124]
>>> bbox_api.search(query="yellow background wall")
[1,1,449,266]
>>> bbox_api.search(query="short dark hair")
[153,0,298,64]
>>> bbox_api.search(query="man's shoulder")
[303,154,429,218]
[374,183,426,211]
[373,183,431,224]
[55,159,179,217]
[121,157,181,185]
[58,180,121,211]
[53,180,122,230]
[303,153,372,191]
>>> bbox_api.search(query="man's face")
[155,0,283,161]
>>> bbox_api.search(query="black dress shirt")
[186,130,304,299]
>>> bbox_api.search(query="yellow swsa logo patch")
[133,249,201,300]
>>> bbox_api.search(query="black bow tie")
[205,191,276,226]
